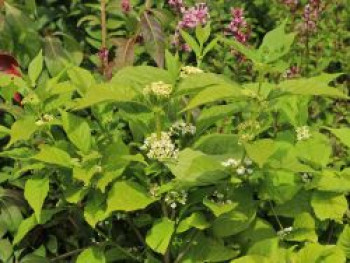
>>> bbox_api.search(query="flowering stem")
[100,0,108,75]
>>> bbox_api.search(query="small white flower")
[221,158,240,168]
[170,202,177,209]
[165,190,188,209]
[143,81,173,98]
[277,226,293,238]
[244,157,253,166]
[95,165,103,173]
[169,120,196,136]
[180,66,204,78]
[246,168,254,175]
[296,126,311,141]
[141,132,179,160]
[236,166,246,176]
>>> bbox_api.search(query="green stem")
[269,201,284,231]
[155,109,162,140]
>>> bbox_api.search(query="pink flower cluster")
[172,3,210,51]
[168,0,184,11]
[227,8,250,44]
[302,0,321,32]
[179,3,209,29]
[121,0,131,13]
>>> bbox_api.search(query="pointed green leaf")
[28,50,43,86]
[24,176,49,222]
[146,218,175,255]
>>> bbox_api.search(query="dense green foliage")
[0,0,349,262]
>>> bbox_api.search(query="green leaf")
[166,149,225,186]
[258,20,295,63]
[278,74,348,99]
[183,84,243,111]
[28,50,43,86]
[286,213,317,243]
[311,192,347,222]
[32,145,72,168]
[203,198,238,217]
[61,111,91,153]
[196,24,211,45]
[325,128,350,148]
[181,30,200,56]
[24,176,50,222]
[212,187,256,237]
[8,117,37,146]
[182,233,239,262]
[84,191,108,228]
[245,139,276,168]
[177,212,210,233]
[73,166,97,186]
[231,255,269,263]
[67,66,96,95]
[13,210,56,245]
[0,239,13,262]
[107,181,156,213]
[74,84,137,109]
[146,218,175,255]
[337,225,350,259]
[76,247,106,263]
[295,133,332,167]
[222,38,259,63]
[194,134,243,155]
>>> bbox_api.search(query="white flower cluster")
[277,226,293,238]
[169,120,196,136]
[165,190,188,209]
[300,172,312,183]
[221,157,254,176]
[140,132,179,160]
[296,126,311,141]
[143,81,173,98]
[237,120,261,144]
[180,66,204,78]
[35,114,54,126]
[209,190,233,205]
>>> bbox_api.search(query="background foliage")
[0,0,349,262]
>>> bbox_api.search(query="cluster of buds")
[35,114,54,126]
[296,126,311,141]
[226,8,250,44]
[140,132,179,160]
[208,190,233,205]
[277,226,293,238]
[180,66,204,78]
[237,120,261,144]
[222,157,254,176]
[168,0,184,12]
[121,0,131,13]
[283,65,300,79]
[143,81,173,98]
[302,0,321,33]
[169,120,196,136]
[172,3,210,51]
[283,0,299,9]
[300,172,313,183]
[164,190,188,209]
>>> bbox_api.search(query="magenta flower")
[172,3,210,51]
[121,0,131,13]
[227,7,250,44]
[168,0,184,11]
